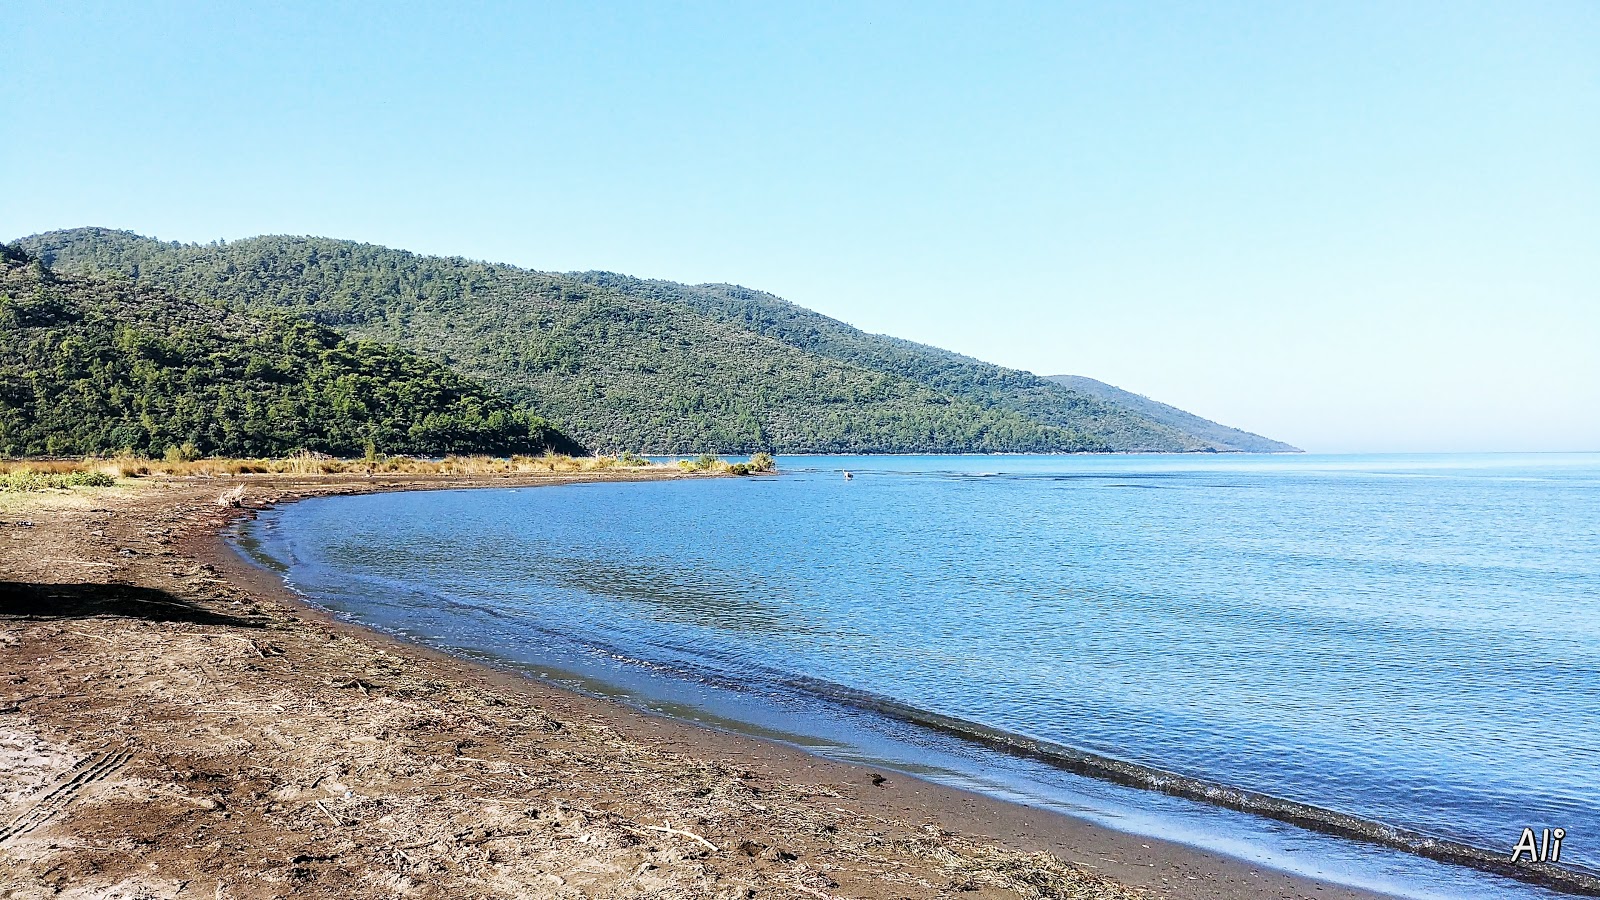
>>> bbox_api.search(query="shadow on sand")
[0,582,264,628]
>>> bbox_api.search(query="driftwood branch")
[314,799,343,826]
[632,820,719,852]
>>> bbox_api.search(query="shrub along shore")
[0,451,775,492]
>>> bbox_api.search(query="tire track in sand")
[0,746,133,844]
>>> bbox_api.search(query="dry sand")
[0,473,1390,899]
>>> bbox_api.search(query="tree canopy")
[0,248,579,458]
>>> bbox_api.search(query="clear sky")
[4,1,1596,452]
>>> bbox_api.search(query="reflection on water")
[234,453,1600,900]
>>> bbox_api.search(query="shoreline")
[4,473,1391,899]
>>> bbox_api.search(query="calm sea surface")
[234,454,1600,899]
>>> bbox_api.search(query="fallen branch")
[633,821,719,852]
[313,800,343,827]
[332,678,372,696]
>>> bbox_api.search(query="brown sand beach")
[0,473,1388,900]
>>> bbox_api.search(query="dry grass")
[0,451,670,483]
[0,450,780,491]
[0,459,95,476]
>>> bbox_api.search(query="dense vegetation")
[1046,375,1297,453]
[1,467,115,492]
[572,274,1212,450]
[0,246,578,458]
[18,230,1108,453]
[19,228,1291,454]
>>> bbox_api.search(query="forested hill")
[0,246,578,458]
[1046,375,1299,453]
[18,229,1106,453]
[570,274,1207,451]
[18,228,1291,454]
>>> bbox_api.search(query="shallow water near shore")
[234,453,1600,899]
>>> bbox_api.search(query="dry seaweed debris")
[950,844,1147,899]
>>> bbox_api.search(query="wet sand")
[0,473,1390,899]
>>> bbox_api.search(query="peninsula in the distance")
[13,227,1296,458]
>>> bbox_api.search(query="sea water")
[233,453,1600,899]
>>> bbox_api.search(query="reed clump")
[0,459,110,476]
[676,452,777,476]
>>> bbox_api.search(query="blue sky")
[4,1,1596,452]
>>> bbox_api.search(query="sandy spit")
[0,472,1387,900]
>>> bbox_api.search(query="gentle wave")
[234,452,1600,899]
[772,673,1600,896]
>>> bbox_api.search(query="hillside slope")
[572,273,1208,451]
[0,246,577,458]
[1047,375,1298,453]
[19,228,1293,454]
[16,229,1121,453]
